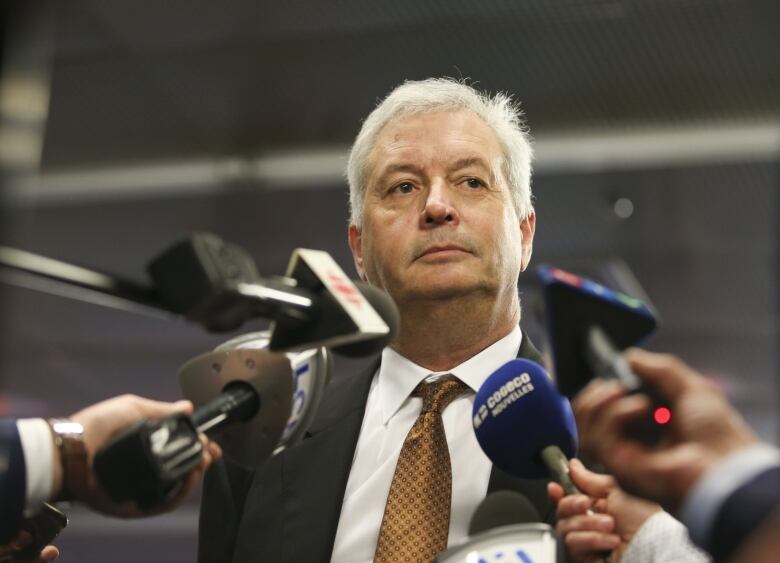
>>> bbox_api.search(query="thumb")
[569,458,616,498]
[133,398,194,418]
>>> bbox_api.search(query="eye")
[464,177,485,189]
[393,182,415,194]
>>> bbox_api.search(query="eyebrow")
[372,163,425,190]
[448,157,493,175]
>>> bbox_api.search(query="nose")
[420,180,459,228]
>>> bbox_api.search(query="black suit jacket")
[198,333,554,563]
[707,464,780,562]
[0,418,27,543]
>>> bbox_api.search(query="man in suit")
[1,395,220,561]
[563,348,780,562]
[198,77,570,562]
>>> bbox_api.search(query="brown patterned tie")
[374,375,470,563]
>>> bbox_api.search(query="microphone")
[93,283,401,507]
[188,331,332,467]
[472,359,580,495]
[435,491,558,562]
[469,490,542,534]
[1,233,398,355]
[93,346,295,508]
[536,265,669,443]
[148,233,395,354]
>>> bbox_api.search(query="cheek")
[496,215,524,267]
[357,226,390,283]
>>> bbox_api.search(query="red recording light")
[653,407,672,425]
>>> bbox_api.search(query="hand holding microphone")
[548,459,662,562]
[572,348,759,512]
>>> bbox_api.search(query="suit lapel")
[280,360,378,562]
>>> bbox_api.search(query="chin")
[405,277,490,301]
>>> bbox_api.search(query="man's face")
[348,109,535,307]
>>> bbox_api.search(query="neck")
[390,292,520,372]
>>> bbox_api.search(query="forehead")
[367,109,503,178]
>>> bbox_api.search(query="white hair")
[347,78,534,227]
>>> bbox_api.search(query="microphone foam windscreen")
[473,359,577,478]
[468,490,542,535]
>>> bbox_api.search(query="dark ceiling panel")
[41,0,780,167]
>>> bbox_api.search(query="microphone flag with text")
[472,359,579,495]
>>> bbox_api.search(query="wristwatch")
[47,418,89,502]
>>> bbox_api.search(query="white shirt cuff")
[16,418,55,514]
[678,443,780,549]
[622,511,710,562]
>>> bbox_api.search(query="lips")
[417,244,469,259]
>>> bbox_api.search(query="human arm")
[60,394,222,517]
[573,348,779,560]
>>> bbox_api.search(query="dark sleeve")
[707,465,780,562]
[0,417,27,543]
[197,458,255,563]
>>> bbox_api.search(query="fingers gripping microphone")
[435,492,559,562]
[472,359,580,495]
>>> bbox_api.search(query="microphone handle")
[541,445,580,496]
[192,381,260,436]
[585,325,667,445]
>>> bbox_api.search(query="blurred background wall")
[1,1,778,561]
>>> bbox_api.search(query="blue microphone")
[473,359,580,494]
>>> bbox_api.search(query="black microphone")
[148,233,396,354]
[537,265,670,444]
[93,283,401,508]
[93,347,295,509]
[1,233,399,355]
[435,492,558,562]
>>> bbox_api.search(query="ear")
[519,210,536,272]
[348,223,367,281]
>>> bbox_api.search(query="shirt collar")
[376,325,522,425]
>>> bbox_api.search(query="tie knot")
[413,375,469,413]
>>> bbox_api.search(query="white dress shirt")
[16,418,55,514]
[330,326,522,563]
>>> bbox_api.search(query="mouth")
[417,244,470,260]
